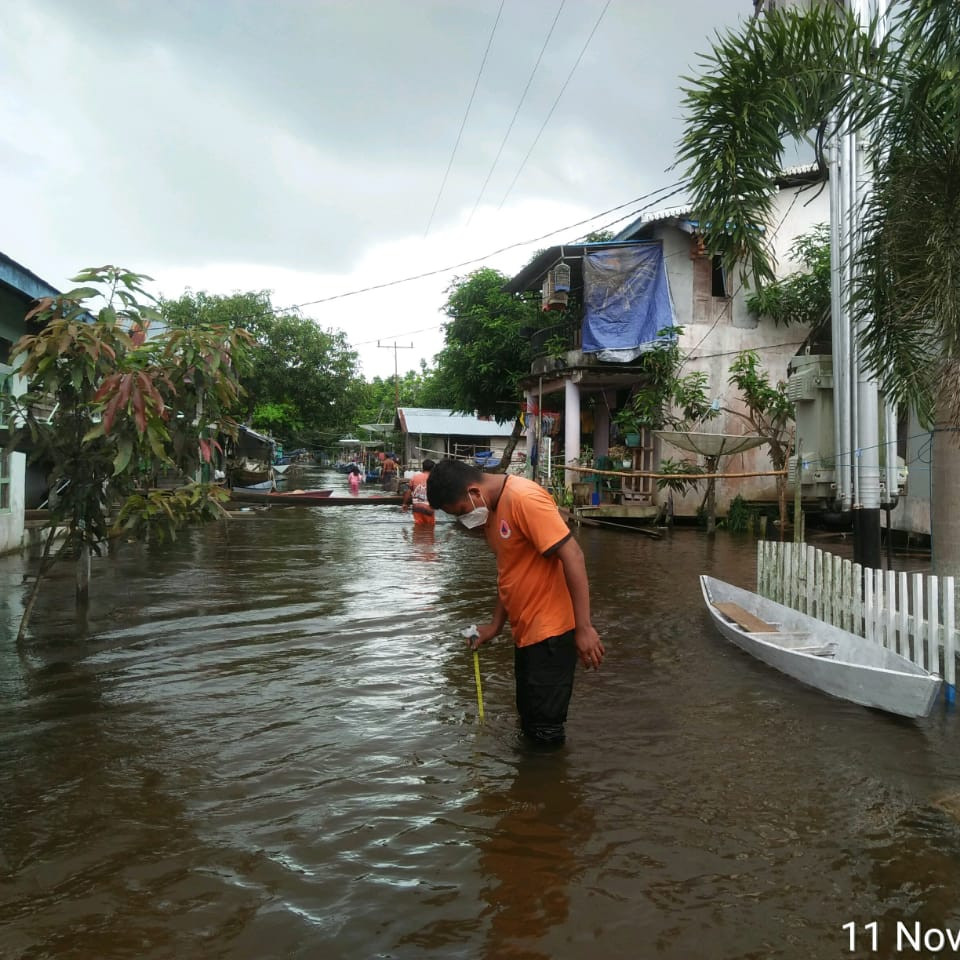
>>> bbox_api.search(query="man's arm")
[555,537,605,669]
[471,596,508,649]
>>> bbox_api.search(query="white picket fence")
[756,540,957,698]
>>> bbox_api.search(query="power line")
[294,179,687,310]
[498,0,613,210]
[423,0,506,238]
[466,0,567,227]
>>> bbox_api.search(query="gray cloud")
[5,0,749,284]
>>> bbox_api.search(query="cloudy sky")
[3,0,752,379]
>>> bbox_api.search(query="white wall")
[660,180,830,517]
[0,366,26,554]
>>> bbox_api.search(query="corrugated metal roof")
[615,164,826,241]
[396,408,517,437]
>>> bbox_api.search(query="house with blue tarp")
[505,167,829,520]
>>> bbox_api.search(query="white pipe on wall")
[564,378,581,490]
[828,127,851,512]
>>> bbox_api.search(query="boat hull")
[700,575,942,719]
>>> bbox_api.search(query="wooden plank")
[913,574,924,669]
[885,570,896,653]
[928,575,939,675]
[945,576,956,694]
[713,602,779,633]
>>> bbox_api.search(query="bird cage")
[552,262,571,293]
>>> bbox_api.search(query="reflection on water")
[3,469,960,959]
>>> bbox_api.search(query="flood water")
[3,469,960,960]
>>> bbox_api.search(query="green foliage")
[115,482,231,542]
[353,360,455,428]
[726,494,754,534]
[615,327,719,434]
[656,457,706,495]
[252,401,304,435]
[162,290,363,446]
[727,350,794,457]
[746,224,831,329]
[581,229,615,243]
[677,4,884,289]
[436,268,537,423]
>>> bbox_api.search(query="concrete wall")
[660,180,830,518]
[888,406,931,536]
[0,363,26,554]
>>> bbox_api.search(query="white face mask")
[458,491,489,529]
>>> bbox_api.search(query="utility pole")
[377,340,415,410]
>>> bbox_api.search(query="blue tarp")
[581,244,676,362]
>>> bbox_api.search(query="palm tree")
[677,0,960,574]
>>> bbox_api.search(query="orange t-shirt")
[484,476,574,647]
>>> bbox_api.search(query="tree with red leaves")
[10,266,251,641]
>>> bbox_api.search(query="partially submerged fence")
[756,540,957,700]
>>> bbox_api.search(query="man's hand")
[468,622,501,650]
[575,624,604,670]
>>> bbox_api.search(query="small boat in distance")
[268,488,333,500]
[232,480,274,492]
[700,575,942,719]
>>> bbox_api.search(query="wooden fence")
[756,540,957,700]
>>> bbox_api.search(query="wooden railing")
[756,540,957,700]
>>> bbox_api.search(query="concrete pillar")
[594,397,610,459]
[564,378,581,489]
[524,390,536,479]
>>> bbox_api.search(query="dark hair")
[422,459,436,471]
[427,458,482,510]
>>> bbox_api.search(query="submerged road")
[2,468,960,959]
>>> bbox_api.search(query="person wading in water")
[427,458,604,744]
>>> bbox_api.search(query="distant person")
[381,453,397,489]
[347,462,361,495]
[402,459,436,525]
[427,459,604,744]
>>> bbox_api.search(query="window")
[693,252,731,322]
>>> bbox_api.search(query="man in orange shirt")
[427,458,604,743]
[401,459,435,525]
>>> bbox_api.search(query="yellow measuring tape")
[473,650,485,721]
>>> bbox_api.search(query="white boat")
[700,575,942,719]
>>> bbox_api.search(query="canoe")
[700,575,942,719]
[229,488,402,506]
[268,488,332,500]
[232,480,274,492]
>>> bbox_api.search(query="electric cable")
[466,0,567,226]
[294,179,686,310]
[498,0,613,209]
[424,0,506,237]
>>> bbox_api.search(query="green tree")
[349,360,456,456]
[725,350,794,537]
[677,0,960,572]
[435,268,538,469]
[11,267,249,640]
[746,223,831,333]
[162,291,364,448]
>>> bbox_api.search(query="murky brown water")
[3,469,960,959]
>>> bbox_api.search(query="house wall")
[661,180,830,518]
[0,364,26,554]
[888,406,930,536]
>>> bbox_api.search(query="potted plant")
[612,407,642,447]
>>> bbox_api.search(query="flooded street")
[3,469,960,959]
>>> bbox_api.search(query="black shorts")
[514,630,577,743]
